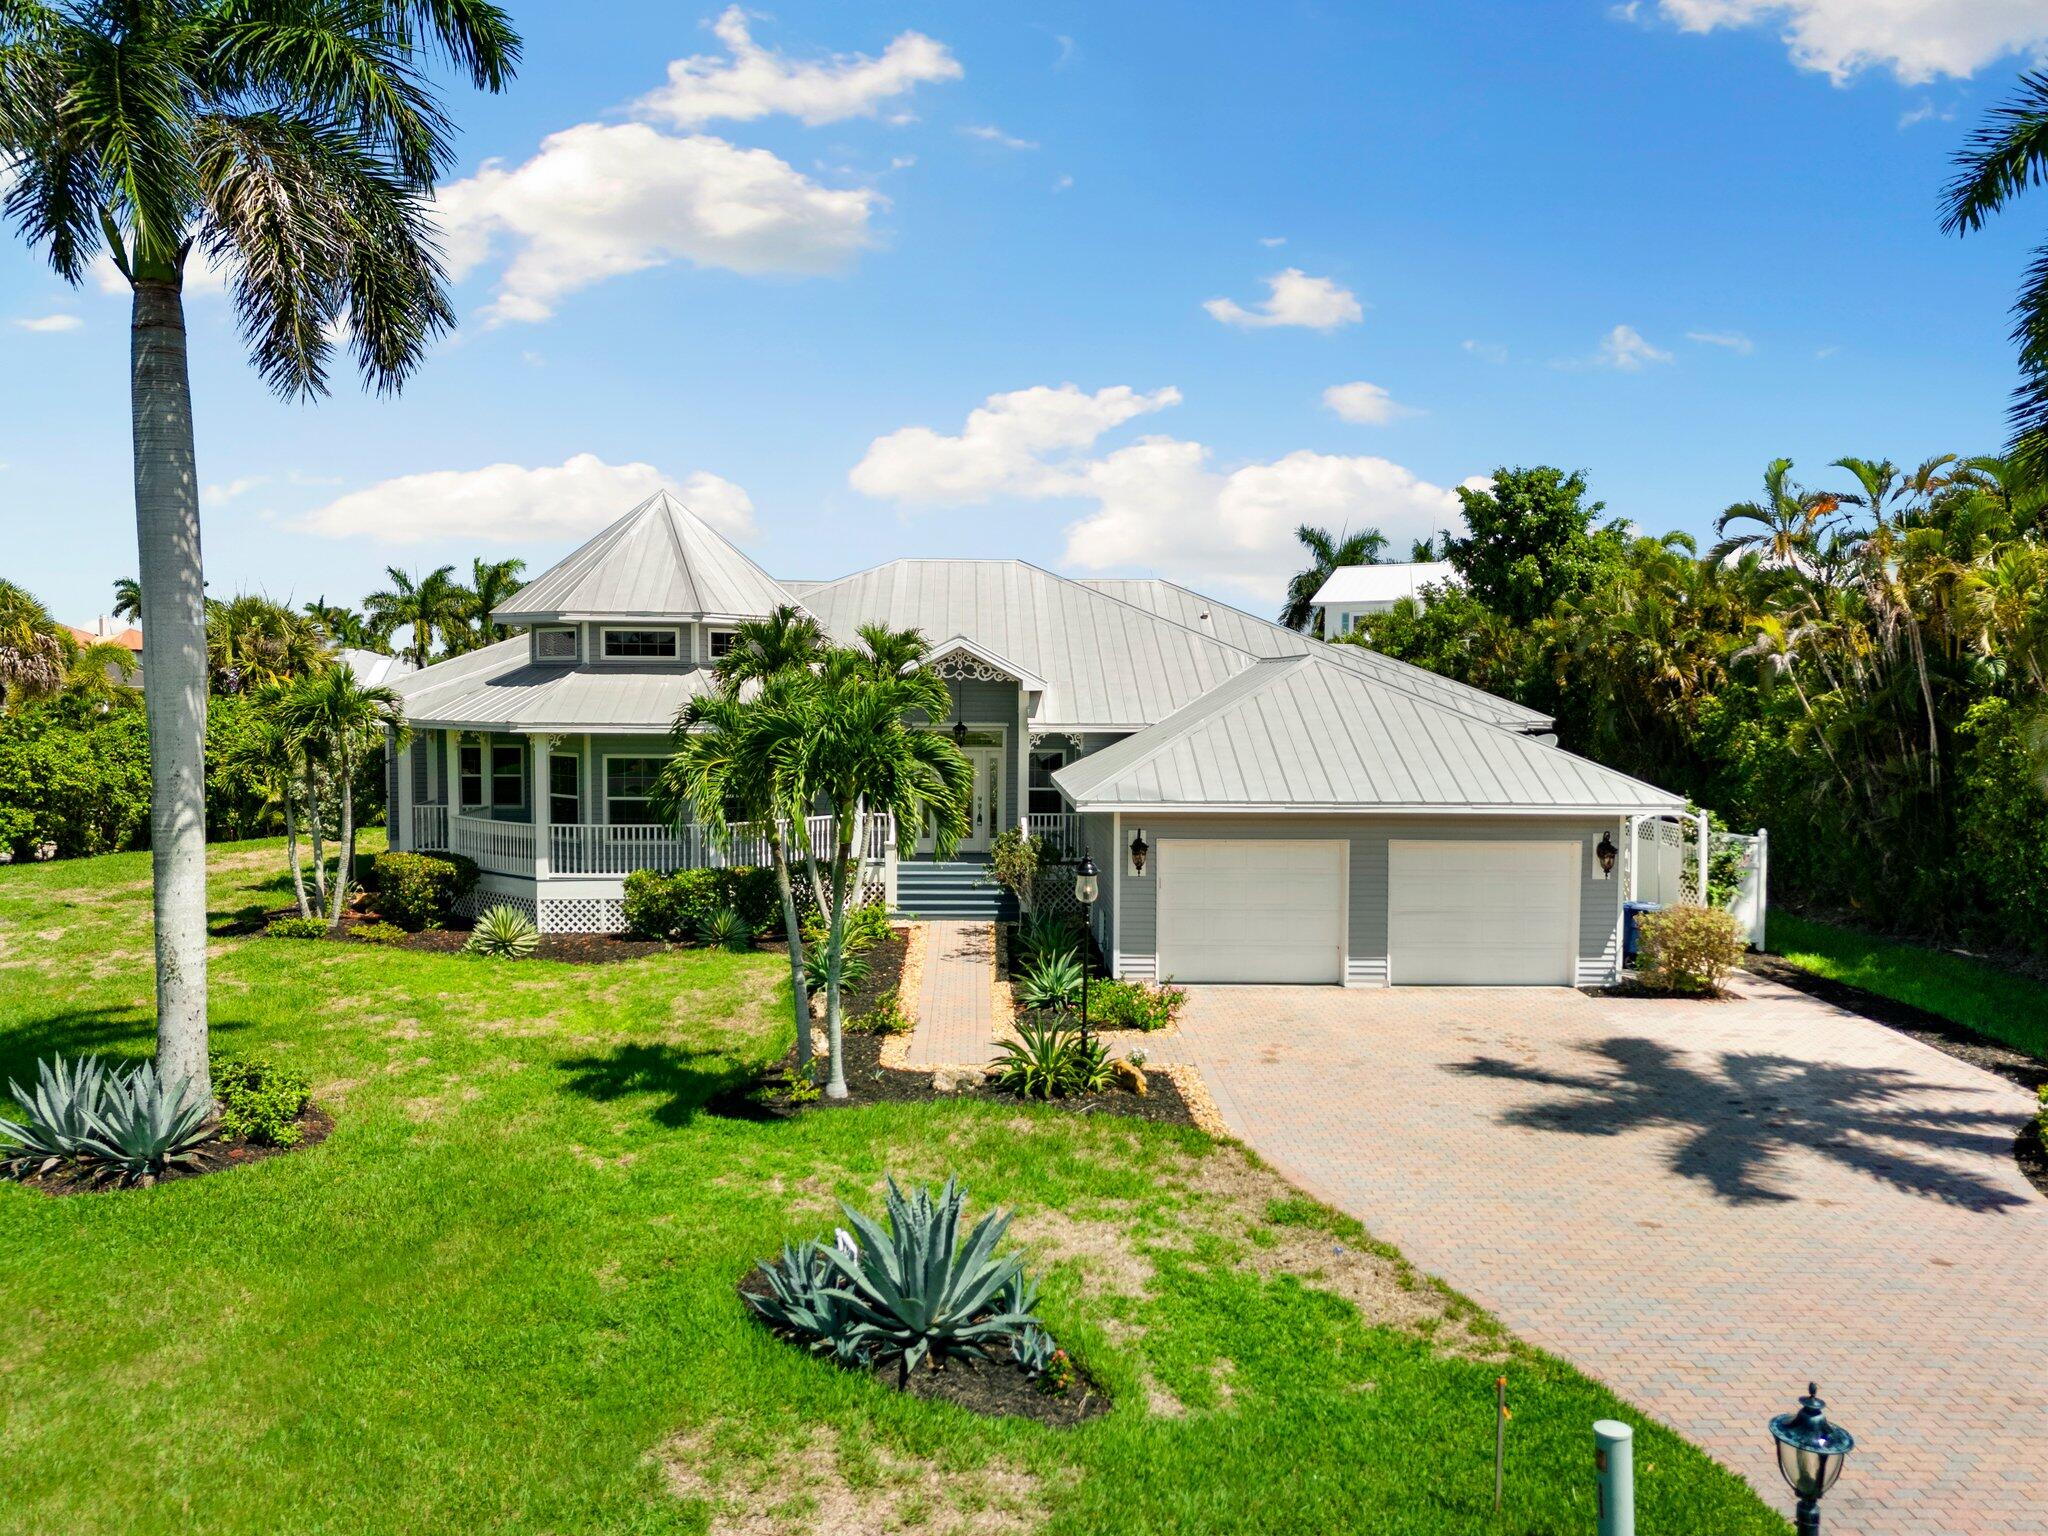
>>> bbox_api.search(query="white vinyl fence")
[1626,813,1769,950]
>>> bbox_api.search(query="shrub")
[373,851,478,931]
[747,1239,865,1363]
[0,1054,118,1174]
[802,899,891,955]
[213,1058,311,1148]
[1087,976,1186,1032]
[804,944,870,996]
[985,827,1043,904]
[78,1062,214,1187]
[1014,909,1079,967]
[1638,903,1745,993]
[622,866,787,941]
[700,905,754,953]
[1015,949,1085,1012]
[347,920,410,946]
[266,916,331,940]
[466,904,539,959]
[849,987,911,1036]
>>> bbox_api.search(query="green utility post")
[1594,1420,1635,1536]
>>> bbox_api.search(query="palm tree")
[63,638,140,712]
[206,593,323,693]
[276,664,406,921]
[1281,524,1387,633]
[1709,458,1844,567]
[0,578,67,709]
[1943,70,2048,478]
[461,557,526,650]
[304,598,379,651]
[242,685,317,917]
[111,577,142,624]
[713,604,823,691]
[0,1,519,1101]
[366,564,466,667]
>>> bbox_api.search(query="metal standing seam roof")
[493,491,799,623]
[389,636,717,732]
[1080,576,1551,731]
[794,560,1254,728]
[1054,652,1684,813]
[1309,560,1463,606]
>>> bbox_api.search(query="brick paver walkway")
[904,921,1002,1068]
[1151,973,2046,1534]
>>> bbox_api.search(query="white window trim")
[706,627,738,660]
[599,625,682,662]
[533,626,578,664]
[603,752,668,826]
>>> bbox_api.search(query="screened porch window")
[490,743,526,809]
[549,755,580,827]
[606,757,664,825]
[1028,749,1068,817]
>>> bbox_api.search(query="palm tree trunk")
[329,762,355,924]
[767,830,812,1066]
[129,280,212,1104]
[304,762,329,905]
[284,789,311,918]
[821,810,854,1100]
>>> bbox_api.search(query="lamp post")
[1770,1383,1854,1535]
[1073,853,1100,1050]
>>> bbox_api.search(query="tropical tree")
[276,663,405,921]
[304,597,380,651]
[240,685,316,917]
[1447,467,1622,626]
[0,0,520,1100]
[366,564,467,667]
[712,603,824,691]
[62,638,140,712]
[206,593,322,693]
[1944,69,2048,477]
[1280,524,1387,633]
[1708,459,1844,569]
[0,578,67,709]
[458,557,526,651]
[111,577,142,623]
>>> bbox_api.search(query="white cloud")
[1259,235,1288,247]
[1052,173,1074,192]
[1647,0,2048,83]
[961,124,1039,150]
[435,123,878,324]
[1897,100,1955,128]
[639,6,961,127]
[850,384,1181,505]
[203,475,269,506]
[1462,339,1508,364]
[1322,381,1416,425]
[1204,268,1362,332]
[850,383,1463,599]
[13,313,81,332]
[297,454,754,545]
[1581,323,1674,371]
[1686,328,1755,354]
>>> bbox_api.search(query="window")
[602,628,678,660]
[606,757,664,825]
[458,743,485,809]
[490,743,526,809]
[708,629,737,659]
[535,627,577,663]
[1027,750,1067,817]
[549,755,580,827]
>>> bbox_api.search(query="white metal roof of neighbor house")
[1309,560,1462,607]
[796,560,1254,728]
[495,491,797,624]
[1054,652,1684,814]
[1081,576,1550,731]
[389,636,715,732]
[335,647,414,687]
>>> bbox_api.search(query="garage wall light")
[1128,828,1149,876]
[1594,832,1618,880]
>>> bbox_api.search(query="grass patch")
[0,840,1789,1534]
[1769,910,2048,1062]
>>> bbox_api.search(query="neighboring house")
[387,492,1684,987]
[1311,560,1461,636]
[65,616,145,689]
[336,647,415,687]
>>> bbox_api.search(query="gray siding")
[409,734,430,802]
[1113,814,1625,987]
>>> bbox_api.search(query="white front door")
[919,745,1003,855]
[1156,839,1346,984]
[1387,839,1578,985]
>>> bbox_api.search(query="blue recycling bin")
[1623,902,1660,965]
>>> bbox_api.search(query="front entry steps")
[895,861,1017,921]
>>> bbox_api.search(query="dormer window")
[707,629,738,660]
[602,628,679,660]
[534,627,577,664]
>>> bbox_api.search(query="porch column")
[1014,690,1030,834]
[1695,809,1710,905]
[533,734,554,885]
[445,730,462,823]
[392,725,413,852]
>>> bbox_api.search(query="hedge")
[372,851,480,931]
[621,866,795,941]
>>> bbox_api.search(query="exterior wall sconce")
[1595,832,1618,879]
[1128,828,1149,875]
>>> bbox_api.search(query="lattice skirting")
[540,897,627,934]
[1027,869,1083,921]
[456,884,537,926]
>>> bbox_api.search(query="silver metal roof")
[495,491,798,624]
[1081,577,1550,731]
[796,560,1252,728]
[389,636,713,733]
[1055,652,1683,814]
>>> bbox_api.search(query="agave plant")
[1015,949,1085,1012]
[79,1062,214,1187]
[698,905,755,954]
[821,1178,1039,1385]
[803,944,870,997]
[991,1017,1078,1101]
[1015,910,1079,967]
[466,905,540,959]
[746,1236,868,1365]
[0,1054,119,1174]
[1011,1322,1058,1377]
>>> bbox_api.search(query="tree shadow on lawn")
[1448,1036,2032,1212]
[208,868,302,936]
[0,1009,256,1092]
[554,1040,764,1129]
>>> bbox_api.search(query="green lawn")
[1768,909,2048,1062]
[0,840,1787,1535]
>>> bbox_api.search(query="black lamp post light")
[1073,853,1100,1049]
[1770,1383,1855,1534]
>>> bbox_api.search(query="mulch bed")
[246,906,786,966]
[10,1104,334,1198]
[1592,977,1734,1002]
[735,1269,1109,1426]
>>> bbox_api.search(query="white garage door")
[1388,840,1578,986]
[1157,840,1345,984]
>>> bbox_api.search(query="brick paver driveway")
[1157,973,2046,1534]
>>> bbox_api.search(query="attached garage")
[1156,839,1346,984]
[1388,839,1578,986]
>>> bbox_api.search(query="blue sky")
[5,0,2047,624]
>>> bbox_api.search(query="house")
[65,616,145,689]
[335,647,415,688]
[386,491,1685,986]
[1310,560,1461,636]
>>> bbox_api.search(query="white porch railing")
[411,802,448,851]
[1024,812,1085,859]
[449,812,536,876]
[547,813,894,877]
